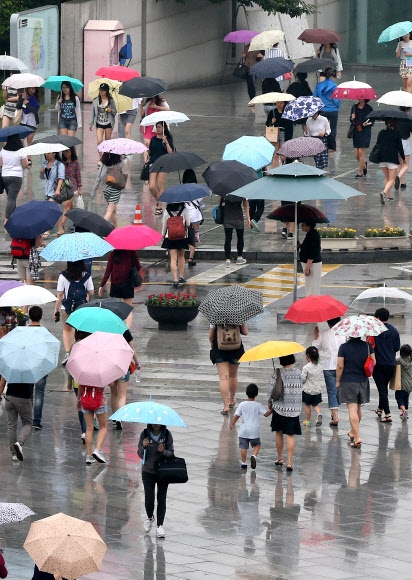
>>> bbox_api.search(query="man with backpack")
[160,202,190,288]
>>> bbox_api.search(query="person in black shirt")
[148,121,174,216]
[395,106,412,189]
[265,101,294,167]
[0,377,33,462]
[298,220,322,296]
[374,119,405,203]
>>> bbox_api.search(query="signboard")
[10,6,59,77]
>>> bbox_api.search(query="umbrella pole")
[293,202,298,302]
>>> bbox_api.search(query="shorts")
[302,391,322,406]
[120,110,138,124]
[62,310,70,324]
[379,162,398,170]
[96,123,113,130]
[337,381,370,405]
[395,389,410,409]
[83,403,107,415]
[400,59,412,78]
[16,258,32,282]
[239,437,261,449]
[402,138,411,156]
[161,237,189,251]
[20,123,37,132]
[58,118,78,131]
[118,370,131,382]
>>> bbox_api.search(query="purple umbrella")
[224,30,258,43]
[0,281,23,297]
[278,137,326,159]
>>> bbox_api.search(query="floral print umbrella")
[332,315,388,338]
[282,96,325,121]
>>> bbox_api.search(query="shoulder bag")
[212,199,225,225]
[233,58,249,80]
[364,343,375,378]
[327,134,336,151]
[269,368,284,402]
[140,161,151,181]
[54,177,74,204]
[389,364,401,391]
[130,253,143,287]
[155,456,188,484]
[369,143,381,164]
[106,165,127,190]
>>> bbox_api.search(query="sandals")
[347,431,355,441]
[188,258,197,267]
[350,441,362,448]
[330,420,339,427]
[155,207,163,216]
[275,459,284,467]
[380,416,392,423]
[286,464,293,472]
[375,409,383,417]
[229,400,236,408]
[220,410,229,416]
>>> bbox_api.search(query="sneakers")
[86,455,96,465]
[115,421,123,430]
[92,449,106,463]
[32,423,43,430]
[226,259,231,268]
[178,277,187,283]
[241,462,247,469]
[236,257,247,264]
[401,410,409,421]
[81,433,86,443]
[251,455,257,469]
[380,192,386,205]
[316,414,323,427]
[363,162,368,176]
[250,219,260,233]
[387,197,394,202]
[144,516,155,534]
[287,233,294,240]
[401,183,407,189]
[12,455,19,462]
[281,227,287,239]
[61,352,70,367]
[173,281,179,288]
[302,420,311,427]
[395,176,400,190]
[355,174,363,179]
[156,525,165,538]
[13,442,23,461]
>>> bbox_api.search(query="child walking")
[230,383,272,470]
[302,346,324,427]
[396,344,412,420]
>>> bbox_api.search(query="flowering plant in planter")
[145,293,200,307]
[364,227,405,238]
[318,227,357,239]
[13,307,26,322]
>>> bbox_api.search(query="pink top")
[142,104,158,140]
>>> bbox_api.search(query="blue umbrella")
[0,126,35,141]
[158,183,210,203]
[5,201,62,239]
[223,136,275,170]
[110,397,187,427]
[0,326,60,383]
[42,75,84,92]
[378,21,412,43]
[40,233,113,262]
[249,57,294,79]
[282,96,325,122]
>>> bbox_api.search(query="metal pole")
[293,202,298,302]
[141,0,147,76]
[231,0,237,59]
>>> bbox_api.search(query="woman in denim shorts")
[55,81,82,137]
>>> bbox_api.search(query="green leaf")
[155,0,316,18]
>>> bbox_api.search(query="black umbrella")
[202,160,258,198]
[367,109,410,120]
[294,58,336,74]
[76,298,133,320]
[267,203,329,224]
[249,57,294,80]
[150,152,207,174]
[33,134,82,147]
[65,209,114,237]
[119,76,167,98]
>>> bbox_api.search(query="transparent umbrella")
[350,285,412,315]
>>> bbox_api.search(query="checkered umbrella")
[0,502,34,525]
[277,137,326,158]
[199,285,263,325]
[282,96,325,121]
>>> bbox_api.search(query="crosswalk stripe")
[186,263,247,284]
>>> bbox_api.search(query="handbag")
[75,195,85,210]
[212,200,224,225]
[327,134,336,151]
[233,58,249,80]
[140,161,150,181]
[364,343,375,378]
[54,177,74,204]
[347,124,355,139]
[265,126,279,143]
[106,166,127,190]
[389,364,401,391]
[369,143,381,164]
[269,368,284,402]
[155,456,188,484]
[13,108,22,126]
[130,265,142,287]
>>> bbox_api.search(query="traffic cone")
[133,204,143,225]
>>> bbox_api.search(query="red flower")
[165,293,173,299]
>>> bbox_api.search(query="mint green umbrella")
[66,307,127,335]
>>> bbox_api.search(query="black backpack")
[61,272,90,314]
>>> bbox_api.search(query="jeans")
[249,200,265,223]
[3,176,22,219]
[73,386,86,433]
[142,471,169,526]
[323,111,339,139]
[32,375,48,425]
[4,395,32,454]
[246,76,256,100]
[373,364,396,415]
[323,370,339,409]
[224,227,244,259]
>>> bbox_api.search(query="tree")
[156,0,317,18]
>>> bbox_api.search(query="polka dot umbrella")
[199,284,264,325]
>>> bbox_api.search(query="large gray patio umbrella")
[227,162,364,301]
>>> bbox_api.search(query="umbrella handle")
[142,448,146,465]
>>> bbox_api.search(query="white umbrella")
[0,55,29,72]
[377,90,412,108]
[2,73,45,89]
[249,92,295,105]
[0,502,34,525]
[0,286,57,307]
[140,110,190,127]
[249,30,285,51]
[332,315,388,338]
[20,143,68,156]
[350,286,412,315]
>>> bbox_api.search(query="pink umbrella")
[66,332,133,388]
[105,225,162,250]
[95,65,140,81]
[224,30,258,43]
[97,138,147,155]
[332,79,377,100]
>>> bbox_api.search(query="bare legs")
[62,322,75,353]
[61,198,74,228]
[216,361,239,413]
[397,154,410,186]
[149,172,167,213]
[347,402,362,444]
[168,249,185,283]
[275,432,295,468]
[381,166,397,199]
[84,412,108,456]
[354,147,366,175]
[104,202,118,227]
[96,127,113,151]
[109,381,128,414]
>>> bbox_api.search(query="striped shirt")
[267,367,302,417]
[265,47,285,81]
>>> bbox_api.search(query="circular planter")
[146,304,199,330]
[359,235,408,250]
[321,237,359,251]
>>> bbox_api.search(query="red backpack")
[166,207,186,240]
[81,385,104,411]
[10,238,31,258]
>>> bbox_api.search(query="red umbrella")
[332,80,377,100]
[105,225,162,250]
[284,294,348,323]
[298,28,341,44]
[95,65,140,82]
[268,203,329,224]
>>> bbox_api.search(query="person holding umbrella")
[396,31,412,92]
[90,152,126,227]
[0,134,29,223]
[298,220,322,296]
[316,43,343,78]
[373,119,405,203]
[40,151,66,236]
[162,202,190,287]
[312,68,341,139]
[2,71,21,128]
[350,99,374,178]
[20,87,41,162]
[265,101,294,167]
[140,95,170,159]
[148,121,174,216]
[89,83,117,150]
[304,111,331,169]
[394,106,412,189]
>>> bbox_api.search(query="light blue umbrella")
[40,233,113,262]
[223,136,275,171]
[378,21,412,43]
[110,397,187,427]
[0,327,60,383]
[42,75,84,92]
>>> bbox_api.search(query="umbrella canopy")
[224,30,258,43]
[76,298,133,320]
[0,55,28,71]
[284,294,348,323]
[97,138,147,155]
[0,326,60,383]
[282,96,325,121]
[119,76,167,98]
[298,28,341,44]
[66,332,133,388]
[40,232,113,262]
[4,200,62,239]
[249,57,294,80]
[20,143,68,156]
[249,92,295,105]
[367,108,410,120]
[140,110,189,127]
[24,512,107,580]
[378,21,412,43]
[377,90,412,107]
[33,134,82,147]
[66,307,128,335]
[248,30,285,51]
[87,78,132,113]
[332,315,388,338]
[105,225,162,250]
[199,285,263,325]
[266,161,327,177]
[0,125,34,141]
[42,75,83,92]
[95,65,140,81]
[268,203,329,224]
[222,136,275,170]
[240,340,305,362]
[110,399,187,426]
[2,73,45,89]
[294,58,336,73]
[202,160,258,197]
[0,286,57,307]
[0,280,23,297]
[349,286,412,316]
[158,183,210,203]
[332,79,377,100]
[277,137,326,158]
[0,503,34,525]
[65,209,114,237]
[149,151,207,174]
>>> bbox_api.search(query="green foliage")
[156,0,316,17]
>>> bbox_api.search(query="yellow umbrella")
[87,78,132,113]
[239,340,305,362]
[249,30,285,51]
[249,92,295,106]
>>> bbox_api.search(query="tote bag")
[389,364,401,391]
[265,126,279,143]
[233,59,249,80]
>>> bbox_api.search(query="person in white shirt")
[312,317,346,426]
[301,346,324,427]
[265,43,287,89]
[396,32,412,92]
[0,134,29,223]
[304,112,331,169]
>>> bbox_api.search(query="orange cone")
[133,204,143,225]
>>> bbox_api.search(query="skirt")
[271,411,302,436]
[103,185,122,205]
[161,237,189,250]
[110,281,134,299]
[400,59,412,78]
